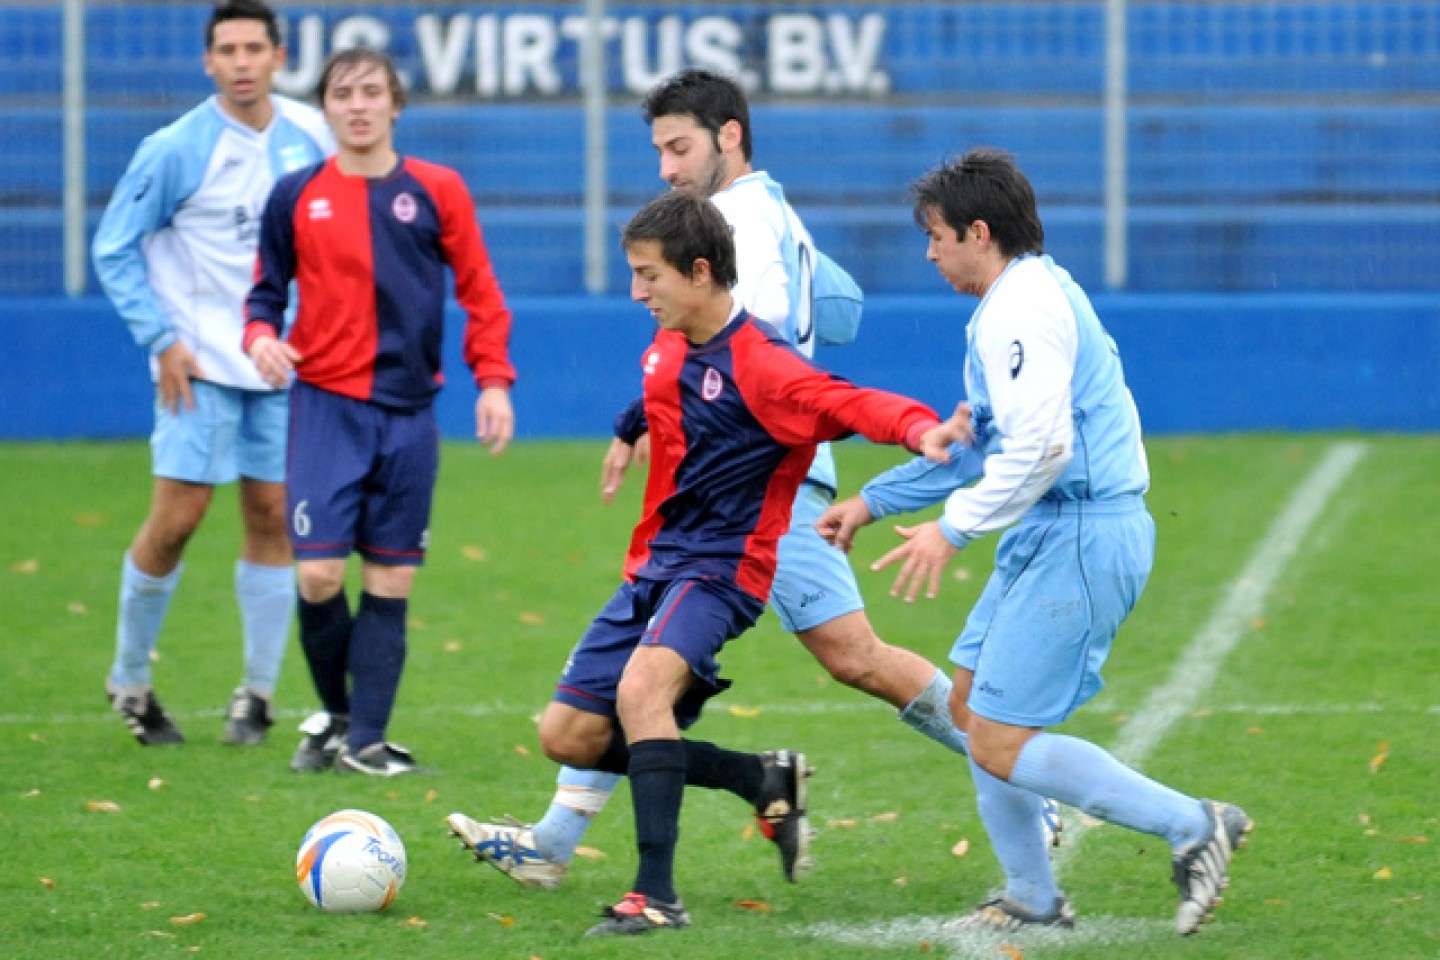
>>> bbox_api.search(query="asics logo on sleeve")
[1009,340,1025,379]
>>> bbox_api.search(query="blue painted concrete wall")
[5,294,1437,441]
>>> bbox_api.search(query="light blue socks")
[898,668,971,755]
[236,560,295,696]
[532,766,621,863]
[1009,732,1210,850]
[971,755,1060,913]
[111,552,181,690]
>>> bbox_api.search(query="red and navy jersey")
[618,312,939,601]
[244,155,514,409]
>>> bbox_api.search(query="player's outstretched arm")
[919,401,974,462]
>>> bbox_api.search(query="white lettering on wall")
[271,10,889,100]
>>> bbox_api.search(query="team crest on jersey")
[701,366,724,401]
[392,192,417,223]
[307,197,332,220]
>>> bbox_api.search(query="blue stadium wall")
[5,293,1439,440]
[4,2,1438,437]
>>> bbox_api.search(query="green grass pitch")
[2,436,1436,959]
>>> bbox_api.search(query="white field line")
[798,440,1370,956]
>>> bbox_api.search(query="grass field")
[3,436,1437,959]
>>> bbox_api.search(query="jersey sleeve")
[434,168,516,389]
[241,172,301,350]
[939,293,1077,544]
[728,212,790,325]
[91,130,196,355]
[859,444,986,519]
[733,326,939,451]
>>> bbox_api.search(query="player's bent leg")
[538,702,620,769]
[795,611,936,708]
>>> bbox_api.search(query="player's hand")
[919,401,975,463]
[633,431,651,465]
[246,335,301,390]
[600,437,636,503]
[815,495,874,552]
[871,520,958,603]
[476,387,514,455]
[156,341,204,413]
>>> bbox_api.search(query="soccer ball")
[295,809,407,913]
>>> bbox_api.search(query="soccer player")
[490,190,956,936]
[446,66,1057,893]
[243,48,515,776]
[817,148,1252,935]
[92,0,333,746]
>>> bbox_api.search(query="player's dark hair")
[623,191,738,289]
[642,68,753,163]
[911,147,1045,258]
[318,48,408,110]
[207,0,281,50]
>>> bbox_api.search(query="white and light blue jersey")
[93,94,333,392]
[938,255,1149,546]
[711,171,840,492]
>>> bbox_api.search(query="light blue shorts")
[151,381,287,485]
[952,496,1155,728]
[768,482,865,634]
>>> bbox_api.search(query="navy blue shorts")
[555,576,764,727]
[286,380,439,566]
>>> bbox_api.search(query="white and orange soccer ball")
[295,809,407,913]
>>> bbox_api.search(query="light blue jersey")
[93,95,332,392]
[939,255,1149,546]
[712,171,844,492]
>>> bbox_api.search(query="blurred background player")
[92,0,332,746]
[448,66,1056,889]
[244,48,515,776]
[818,148,1251,935]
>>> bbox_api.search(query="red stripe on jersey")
[623,334,686,581]
[288,161,378,400]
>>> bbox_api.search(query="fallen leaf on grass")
[1373,867,1393,880]
[893,877,908,887]
[85,800,121,813]
[144,931,176,939]
[514,744,531,757]
[827,819,858,828]
[68,602,88,615]
[9,558,37,573]
[952,566,971,581]
[171,912,206,926]
[1398,835,1429,844]
[951,839,970,857]
[148,778,165,791]
[22,789,40,797]
[39,877,55,889]
[486,912,515,927]
[1246,726,1264,736]
[727,705,761,718]
[1369,743,1388,774]
[734,900,772,912]
[29,733,43,742]
[518,612,545,625]
[75,513,105,526]
[1191,708,1211,718]
[573,845,605,860]
[407,617,427,630]
[1359,813,1372,825]
[461,545,488,562]
[424,789,438,803]
[140,902,160,910]
[404,916,428,929]
[443,640,462,653]
[1249,617,1266,631]
[1000,946,1025,960]
[1264,898,1287,906]
[869,811,899,823]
